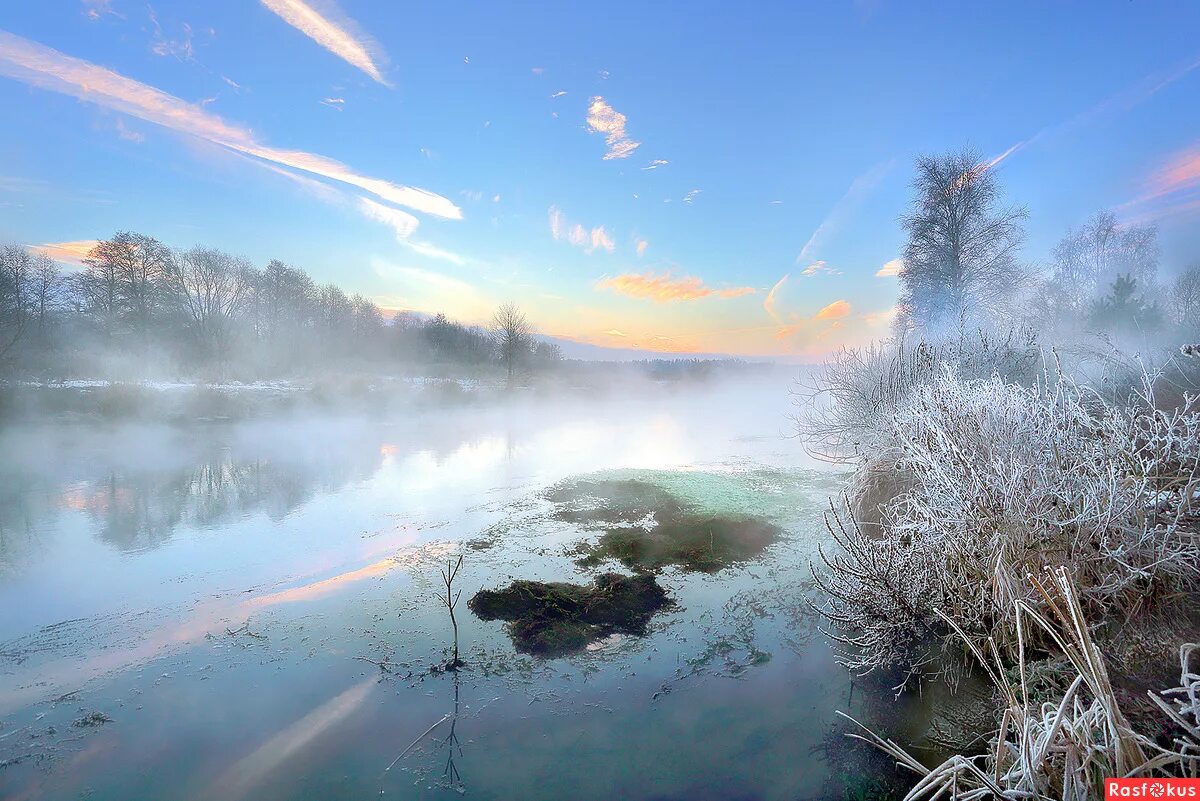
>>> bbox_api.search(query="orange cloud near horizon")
[29,239,100,267]
[596,272,756,303]
[814,299,852,320]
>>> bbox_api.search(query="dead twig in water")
[351,656,405,674]
[384,714,452,772]
[437,555,465,670]
[225,622,266,639]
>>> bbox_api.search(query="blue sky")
[1,1,1198,357]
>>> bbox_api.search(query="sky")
[1,1,1199,360]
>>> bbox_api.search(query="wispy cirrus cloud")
[987,52,1200,171]
[0,31,460,221]
[586,96,640,160]
[875,258,903,277]
[635,239,648,257]
[596,272,755,303]
[28,239,100,268]
[799,260,841,277]
[642,159,668,171]
[358,197,419,240]
[1120,144,1200,223]
[797,160,893,264]
[82,0,120,21]
[548,205,615,253]
[259,0,389,86]
[764,275,788,322]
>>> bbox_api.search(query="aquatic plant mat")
[548,478,782,572]
[467,573,671,657]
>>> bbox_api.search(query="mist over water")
[0,374,942,801]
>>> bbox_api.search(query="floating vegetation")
[72,711,111,728]
[550,478,781,573]
[467,573,671,657]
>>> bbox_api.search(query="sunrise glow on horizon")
[2,1,1199,359]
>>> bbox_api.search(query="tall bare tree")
[167,246,253,360]
[80,231,173,344]
[896,149,1027,335]
[490,302,532,382]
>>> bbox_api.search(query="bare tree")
[490,302,532,382]
[28,252,64,338]
[1170,263,1200,336]
[167,246,253,360]
[1046,210,1160,320]
[0,244,32,365]
[896,149,1027,335]
[80,232,173,345]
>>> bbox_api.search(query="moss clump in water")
[467,573,670,657]
[551,479,781,573]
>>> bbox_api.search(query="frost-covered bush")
[844,570,1200,798]
[814,366,1200,675]
[796,328,1039,464]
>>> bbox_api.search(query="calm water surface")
[0,381,938,800]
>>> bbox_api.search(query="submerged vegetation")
[467,573,671,657]
[550,478,782,573]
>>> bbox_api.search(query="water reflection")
[0,424,388,561]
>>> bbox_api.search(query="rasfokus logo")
[1107,779,1200,798]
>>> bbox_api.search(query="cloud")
[988,52,1200,172]
[814,299,852,320]
[82,0,120,21]
[586,96,640,160]
[148,6,198,61]
[549,205,615,253]
[602,329,626,337]
[568,224,587,247]
[589,226,615,253]
[550,90,567,99]
[371,258,492,321]
[635,239,648,257]
[1145,146,1200,201]
[1116,142,1200,223]
[764,275,788,322]
[259,0,389,86]
[358,197,419,240]
[797,160,893,263]
[772,299,861,344]
[114,118,144,143]
[799,260,841,277]
[642,159,668,171]
[320,96,344,110]
[875,258,903,277]
[596,272,755,303]
[28,239,99,267]
[682,188,702,204]
[402,239,467,265]
[863,305,898,328]
[0,31,460,220]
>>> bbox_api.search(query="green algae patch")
[467,573,670,658]
[549,478,782,573]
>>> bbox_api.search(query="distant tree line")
[0,231,561,379]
